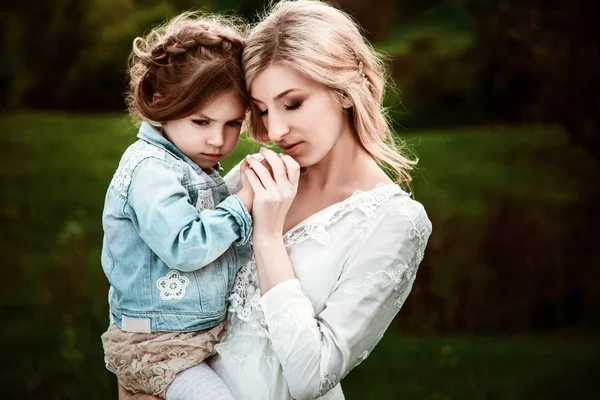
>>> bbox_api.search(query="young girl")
[101,12,251,400]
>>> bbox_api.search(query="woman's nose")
[267,113,289,142]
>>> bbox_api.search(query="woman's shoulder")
[347,183,431,235]
[347,183,426,214]
[307,183,430,238]
[383,186,429,218]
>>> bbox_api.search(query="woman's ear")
[335,91,353,109]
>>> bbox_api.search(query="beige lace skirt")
[101,323,225,399]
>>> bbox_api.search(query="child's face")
[162,90,246,169]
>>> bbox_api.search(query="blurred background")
[1,0,599,399]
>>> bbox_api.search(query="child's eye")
[259,109,268,117]
[227,121,243,127]
[192,119,209,126]
[284,101,303,111]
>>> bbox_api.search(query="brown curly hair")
[126,12,249,124]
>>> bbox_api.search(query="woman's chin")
[294,152,327,169]
[291,154,309,167]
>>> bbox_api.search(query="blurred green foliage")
[2,0,598,162]
[1,0,599,398]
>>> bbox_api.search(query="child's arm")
[126,157,252,272]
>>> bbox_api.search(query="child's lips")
[202,153,223,160]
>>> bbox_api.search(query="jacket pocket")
[195,260,228,314]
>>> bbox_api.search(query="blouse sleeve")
[223,161,243,194]
[258,198,432,399]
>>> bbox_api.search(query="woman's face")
[250,64,351,167]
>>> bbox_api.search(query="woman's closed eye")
[258,101,303,117]
[284,101,303,111]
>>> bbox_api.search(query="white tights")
[166,362,234,400]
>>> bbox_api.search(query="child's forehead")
[192,90,247,120]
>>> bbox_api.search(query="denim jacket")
[102,122,252,333]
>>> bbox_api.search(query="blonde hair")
[126,12,248,125]
[243,0,416,183]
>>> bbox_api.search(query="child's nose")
[207,128,225,148]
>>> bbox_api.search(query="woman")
[121,1,431,399]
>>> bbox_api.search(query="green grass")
[407,124,594,218]
[345,334,599,400]
[0,112,597,399]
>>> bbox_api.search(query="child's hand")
[237,159,255,213]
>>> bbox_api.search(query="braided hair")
[126,12,248,124]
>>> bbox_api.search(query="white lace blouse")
[207,163,432,400]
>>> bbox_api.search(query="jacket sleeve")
[126,157,252,272]
[258,200,432,399]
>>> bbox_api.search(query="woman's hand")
[244,148,300,239]
[118,384,161,400]
[244,148,300,294]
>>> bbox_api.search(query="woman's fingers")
[278,154,301,187]
[259,147,287,184]
[245,155,277,191]
[259,158,272,174]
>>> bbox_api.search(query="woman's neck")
[300,128,391,196]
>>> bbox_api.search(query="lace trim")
[350,182,388,197]
[110,140,165,197]
[217,338,276,366]
[343,201,428,313]
[195,189,214,211]
[227,248,263,322]
[284,223,330,247]
[282,183,406,248]
[102,324,223,397]
[266,301,317,352]
[313,371,338,398]
[311,345,371,397]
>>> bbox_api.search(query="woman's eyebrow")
[251,88,301,104]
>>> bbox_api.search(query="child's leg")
[166,362,234,400]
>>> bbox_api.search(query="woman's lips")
[281,142,302,155]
